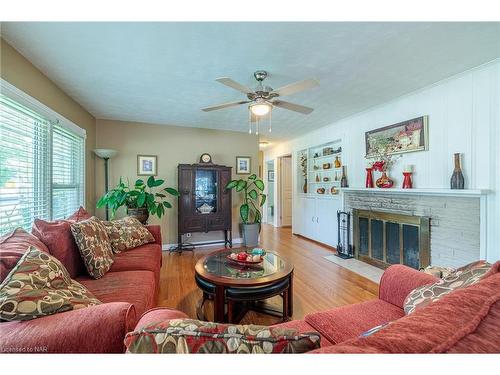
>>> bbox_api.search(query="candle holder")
[402,172,413,189]
[365,167,374,188]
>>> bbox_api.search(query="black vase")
[450,153,464,189]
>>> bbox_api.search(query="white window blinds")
[52,124,85,220]
[0,95,50,233]
[0,89,86,235]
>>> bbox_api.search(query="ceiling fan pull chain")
[248,110,252,134]
[256,117,259,135]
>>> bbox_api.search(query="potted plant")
[96,176,179,223]
[225,174,266,247]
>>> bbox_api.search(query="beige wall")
[95,119,259,246]
[0,38,97,212]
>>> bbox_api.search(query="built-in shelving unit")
[297,139,343,197]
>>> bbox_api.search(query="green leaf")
[146,193,155,204]
[137,192,146,207]
[155,193,166,198]
[248,174,257,180]
[225,180,238,189]
[236,180,247,192]
[240,204,249,223]
[147,176,155,188]
[157,204,164,218]
[129,190,140,196]
[163,201,172,209]
[164,187,180,196]
[248,189,258,200]
[96,195,107,208]
[135,179,144,186]
[254,179,265,191]
[153,179,164,187]
[260,194,267,207]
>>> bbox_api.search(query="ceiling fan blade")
[202,100,249,112]
[215,77,253,94]
[271,78,319,97]
[272,100,314,114]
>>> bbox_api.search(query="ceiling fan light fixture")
[249,102,272,116]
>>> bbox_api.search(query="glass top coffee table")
[194,248,294,323]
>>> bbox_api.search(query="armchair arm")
[146,225,162,246]
[379,265,438,309]
[0,302,135,353]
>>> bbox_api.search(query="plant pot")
[127,207,149,224]
[242,223,260,247]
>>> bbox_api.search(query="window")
[0,82,86,235]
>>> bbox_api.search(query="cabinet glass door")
[195,169,217,214]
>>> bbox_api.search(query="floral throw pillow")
[101,216,155,253]
[0,246,101,321]
[403,260,492,315]
[70,216,114,279]
[125,318,321,354]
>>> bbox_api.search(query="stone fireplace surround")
[342,188,488,268]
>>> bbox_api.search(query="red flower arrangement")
[372,160,385,172]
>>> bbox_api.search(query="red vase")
[365,168,374,188]
[376,171,394,188]
[402,172,413,189]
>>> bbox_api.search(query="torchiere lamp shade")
[93,148,118,159]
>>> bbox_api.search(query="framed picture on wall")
[268,170,275,182]
[236,156,251,174]
[365,116,429,158]
[137,155,157,176]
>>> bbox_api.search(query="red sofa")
[0,224,163,354]
[132,262,500,354]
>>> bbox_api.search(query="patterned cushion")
[404,260,492,315]
[70,217,114,279]
[0,246,101,321]
[125,318,321,354]
[0,228,50,283]
[101,216,155,253]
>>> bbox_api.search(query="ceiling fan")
[202,71,319,121]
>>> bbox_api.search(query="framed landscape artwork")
[268,170,275,182]
[365,116,429,158]
[137,155,157,176]
[236,156,251,174]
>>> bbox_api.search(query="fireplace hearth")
[352,209,430,270]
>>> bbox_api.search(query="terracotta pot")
[127,207,149,224]
[376,171,394,188]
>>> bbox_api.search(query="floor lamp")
[93,148,118,220]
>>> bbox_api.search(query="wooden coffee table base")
[195,272,293,323]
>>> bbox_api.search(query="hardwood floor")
[158,224,378,325]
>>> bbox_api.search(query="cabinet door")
[293,197,305,235]
[315,198,340,247]
[178,166,193,215]
[303,197,317,240]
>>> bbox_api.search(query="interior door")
[280,156,293,226]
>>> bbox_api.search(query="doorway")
[266,160,275,224]
[279,155,292,227]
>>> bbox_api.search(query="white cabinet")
[294,195,340,248]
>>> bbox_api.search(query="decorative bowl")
[197,203,214,214]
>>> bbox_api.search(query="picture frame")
[137,155,158,176]
[236,156,251,175]
[268,170,275,182]
[365,116,429,158]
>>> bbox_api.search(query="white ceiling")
[1,22,499,141]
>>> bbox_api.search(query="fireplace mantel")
[342,187,489,198]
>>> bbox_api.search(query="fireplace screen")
[353,209,430,270]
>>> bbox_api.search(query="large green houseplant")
[96,176,179,223]
[225,174,266,247]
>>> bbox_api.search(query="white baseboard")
[161,238,243,251]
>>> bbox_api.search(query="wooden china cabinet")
[177,161,232,250]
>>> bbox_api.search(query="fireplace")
[352,209,430,270]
